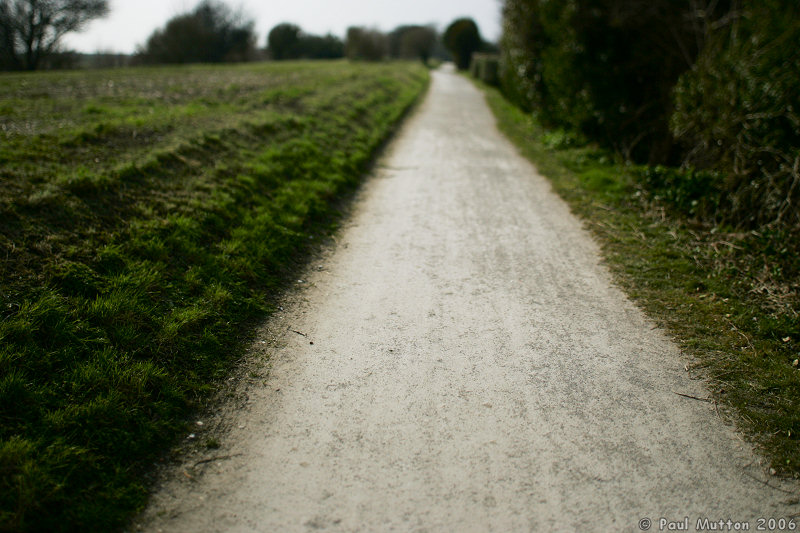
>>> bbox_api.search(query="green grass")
[477,81,800,477]
[0,60,429,532]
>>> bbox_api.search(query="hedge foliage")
[500,0,799,231]
[671,0,800,229]
[470,54,499,86]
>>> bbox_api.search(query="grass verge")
[0,60,429,532]
[477,82,800,477]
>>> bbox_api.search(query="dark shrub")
[671,0,800,229]
[345,27,388,61]
[267,23,344,60]
[499,0,734,164]
[443,18,482,70]
[267,23,301,60]
[634,166,726,221]
[470,54,500,86]
[137,0,256,64]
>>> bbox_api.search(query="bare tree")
[0,0,109,70]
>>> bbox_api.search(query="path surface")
[137,67,797,532]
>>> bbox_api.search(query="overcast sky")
[63,0,503,54]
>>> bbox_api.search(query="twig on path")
[192,453,243,468]
[673,391,713,403]
[744,472,796,495]
[288,327,307,337]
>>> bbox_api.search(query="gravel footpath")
[135,66,798,533]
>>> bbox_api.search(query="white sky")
[63,0,503,54]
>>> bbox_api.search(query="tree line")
[0,0,493,70]
[267,23,443,64]
[500,0,800,231]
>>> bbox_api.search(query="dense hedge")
[500,0,729,163]
[500,0,799,231]
[470,54,499,86]
[671,0,800,229]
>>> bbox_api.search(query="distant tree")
[267,23,343,60]
[345,26,387,61]
[402,26,436,65]
[389,25,436,64]
[137,0,255,64]
[86,50,130,69]
[0,0,109,70]
[267,22,300,60]
[443,18,482,70]
[297,33,343,59]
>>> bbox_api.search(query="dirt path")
[137,67,797,532]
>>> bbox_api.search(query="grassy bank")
[478,83,800,477]
[0,61,428,532]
